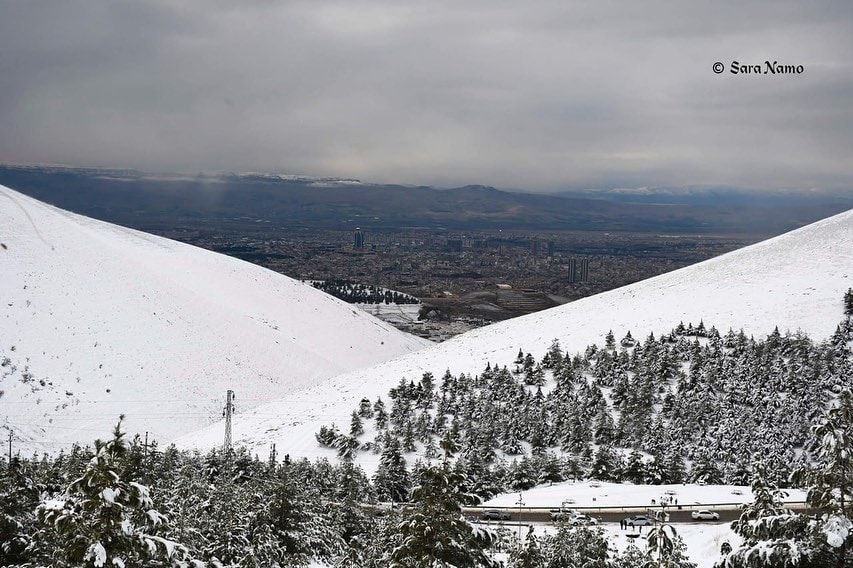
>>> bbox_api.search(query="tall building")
[547,241,555,257]
[579,258,590,282]
[354,228,365,249]
[531,239,539,256]
[567,258,577,283]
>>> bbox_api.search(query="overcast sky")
[1,1,851,192]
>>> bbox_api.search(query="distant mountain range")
[1,164,850,235]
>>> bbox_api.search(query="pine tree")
[32,418,199,567]
[374,437,412,503]
[645,505,696,568]
[508,525,545,568]
[351,411,365,438]
[588,444,617,482]
[542,339,564,370]
[244,464,340,567]
[541,524,609,568]
[664,449,686,485]
[611,544,648,567]
[375,397,389,429]
[0,458,39,565]
[358,397,375,419]
[623,450,645,485]
[605,330,616,350]
[844,288,853,317]
[593,407,615,445]
[389,435,498,568]
[715,461,812,568]
[688,448,722,485]
[790,389,853,567]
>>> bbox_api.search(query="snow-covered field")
[484,480,807,510]
[0,185,430,452]
[483,481,810,567]
[176,208,853,467]
[523,522,738,568]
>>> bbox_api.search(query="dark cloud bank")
[1,1,852,194]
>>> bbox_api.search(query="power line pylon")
[223,390,235,455]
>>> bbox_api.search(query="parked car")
[691,509,720,521]
[550,508,579,521]
[570,514,599,526]
[482,509,510,521]
[623,515,654,527]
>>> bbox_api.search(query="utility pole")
[515,492,525,541]
[223,390,235,455]
[142,431,150,484]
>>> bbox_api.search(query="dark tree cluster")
[0,424,687,568]
[0,423,382,567]
[317,307,853,497]
[310,279,419,305]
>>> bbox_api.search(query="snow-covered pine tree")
[645,505,696,568]
[350,411,365,438]
[374,436,412,503]
[244,463,341,567]
[610,544,648,567]
[389,434,498,568]
[0,457,39,565]
[508,525,545,568]
[542,339,564,370]
[358,397,375,419]
[715,461,811,568]
[540,524,609,568]
[605,330,616,350]
[790,389,853,567]
[588,444,617,482]
[32,417,200,567]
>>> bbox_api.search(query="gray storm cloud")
[1,0,851,192]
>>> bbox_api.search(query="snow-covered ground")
[518,522,738,568]
[0,185,430,452]
[483,481,810,567]
[484,480,807,509]
[176,208,853,467]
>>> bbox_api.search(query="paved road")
[469,510,734,525]
[467,504,815,526]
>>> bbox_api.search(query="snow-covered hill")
[0,185,429,453]
[176,208,853,466]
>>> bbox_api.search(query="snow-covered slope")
[176,208,853,466]
[0,185,429,452]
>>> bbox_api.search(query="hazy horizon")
[2,1,852,193]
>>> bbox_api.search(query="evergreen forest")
[2,290,852,567]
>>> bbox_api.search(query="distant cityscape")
[159,225,753,328]
[0,164,769,333]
